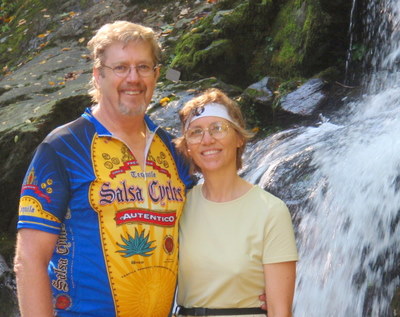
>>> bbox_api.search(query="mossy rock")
[269,0,350,78]
[170,0,278,87]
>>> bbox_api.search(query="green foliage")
[351,43,367,62]
[0,0,18,33]
[0,0,18,20]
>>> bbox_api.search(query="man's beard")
[118,101,147,116]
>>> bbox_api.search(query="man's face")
[94,40,159,117]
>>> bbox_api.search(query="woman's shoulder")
[249,185,289,213]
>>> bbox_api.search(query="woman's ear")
[237,136,244,148]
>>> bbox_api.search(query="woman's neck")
[201,172,252,202]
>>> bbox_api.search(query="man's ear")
[154,65,160,81]
[93,67,100,83]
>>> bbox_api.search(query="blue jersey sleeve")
[18,142,70,234]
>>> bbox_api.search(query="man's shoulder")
[155,126,175,141]
[46,116,92,140]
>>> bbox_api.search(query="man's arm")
[14,228,59,317]
[263,261,296,317]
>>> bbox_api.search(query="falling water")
[344,0,358,83]
[240,0,400,316]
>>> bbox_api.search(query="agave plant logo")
[117,228,156,257]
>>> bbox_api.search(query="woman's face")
[185,116,243,174]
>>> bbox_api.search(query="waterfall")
[241,1,400,316]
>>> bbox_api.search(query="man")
[14,21,193,317]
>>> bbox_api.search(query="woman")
[174,88,298,317]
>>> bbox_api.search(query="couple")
[14,21,298,317]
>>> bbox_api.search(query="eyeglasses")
[185,121,231,145]
[102,64,158,78]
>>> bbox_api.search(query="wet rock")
[243,76,278,106]
[0,254,18,317]
[280,78,328,116]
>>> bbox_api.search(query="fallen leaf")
[161,29,172,35]
[78,37,85,43]
[61,47,71,51]
[49,81,55,86]
[17,19,27,27]
[4,16,14,23]
[38,42,49,49]
[160,97,170,106]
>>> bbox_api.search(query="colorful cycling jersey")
[18,108,193,317]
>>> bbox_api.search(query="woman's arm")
[14,228,59,317]
[263,261,296,317]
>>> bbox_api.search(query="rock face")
[280,78,328,116]
[0,0,353,240]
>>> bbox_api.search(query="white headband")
[185,102,236,130]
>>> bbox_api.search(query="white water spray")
[241,1,400,315]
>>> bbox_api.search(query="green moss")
[315,66,341,81]
[391,287,400,316]
[170,32,210,72]
[194,39,234,65]
[169,0,279,86]
[269,0,331,78]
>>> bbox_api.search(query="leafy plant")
[351,43,367,62]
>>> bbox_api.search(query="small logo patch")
[163,235,174,255]
[194,106,205,116]
[55,294,72,310]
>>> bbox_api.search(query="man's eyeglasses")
[185,121,231,145]
[102,64,158,78]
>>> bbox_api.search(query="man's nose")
[126,66,140,80]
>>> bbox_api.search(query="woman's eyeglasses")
[185,121,231,145]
